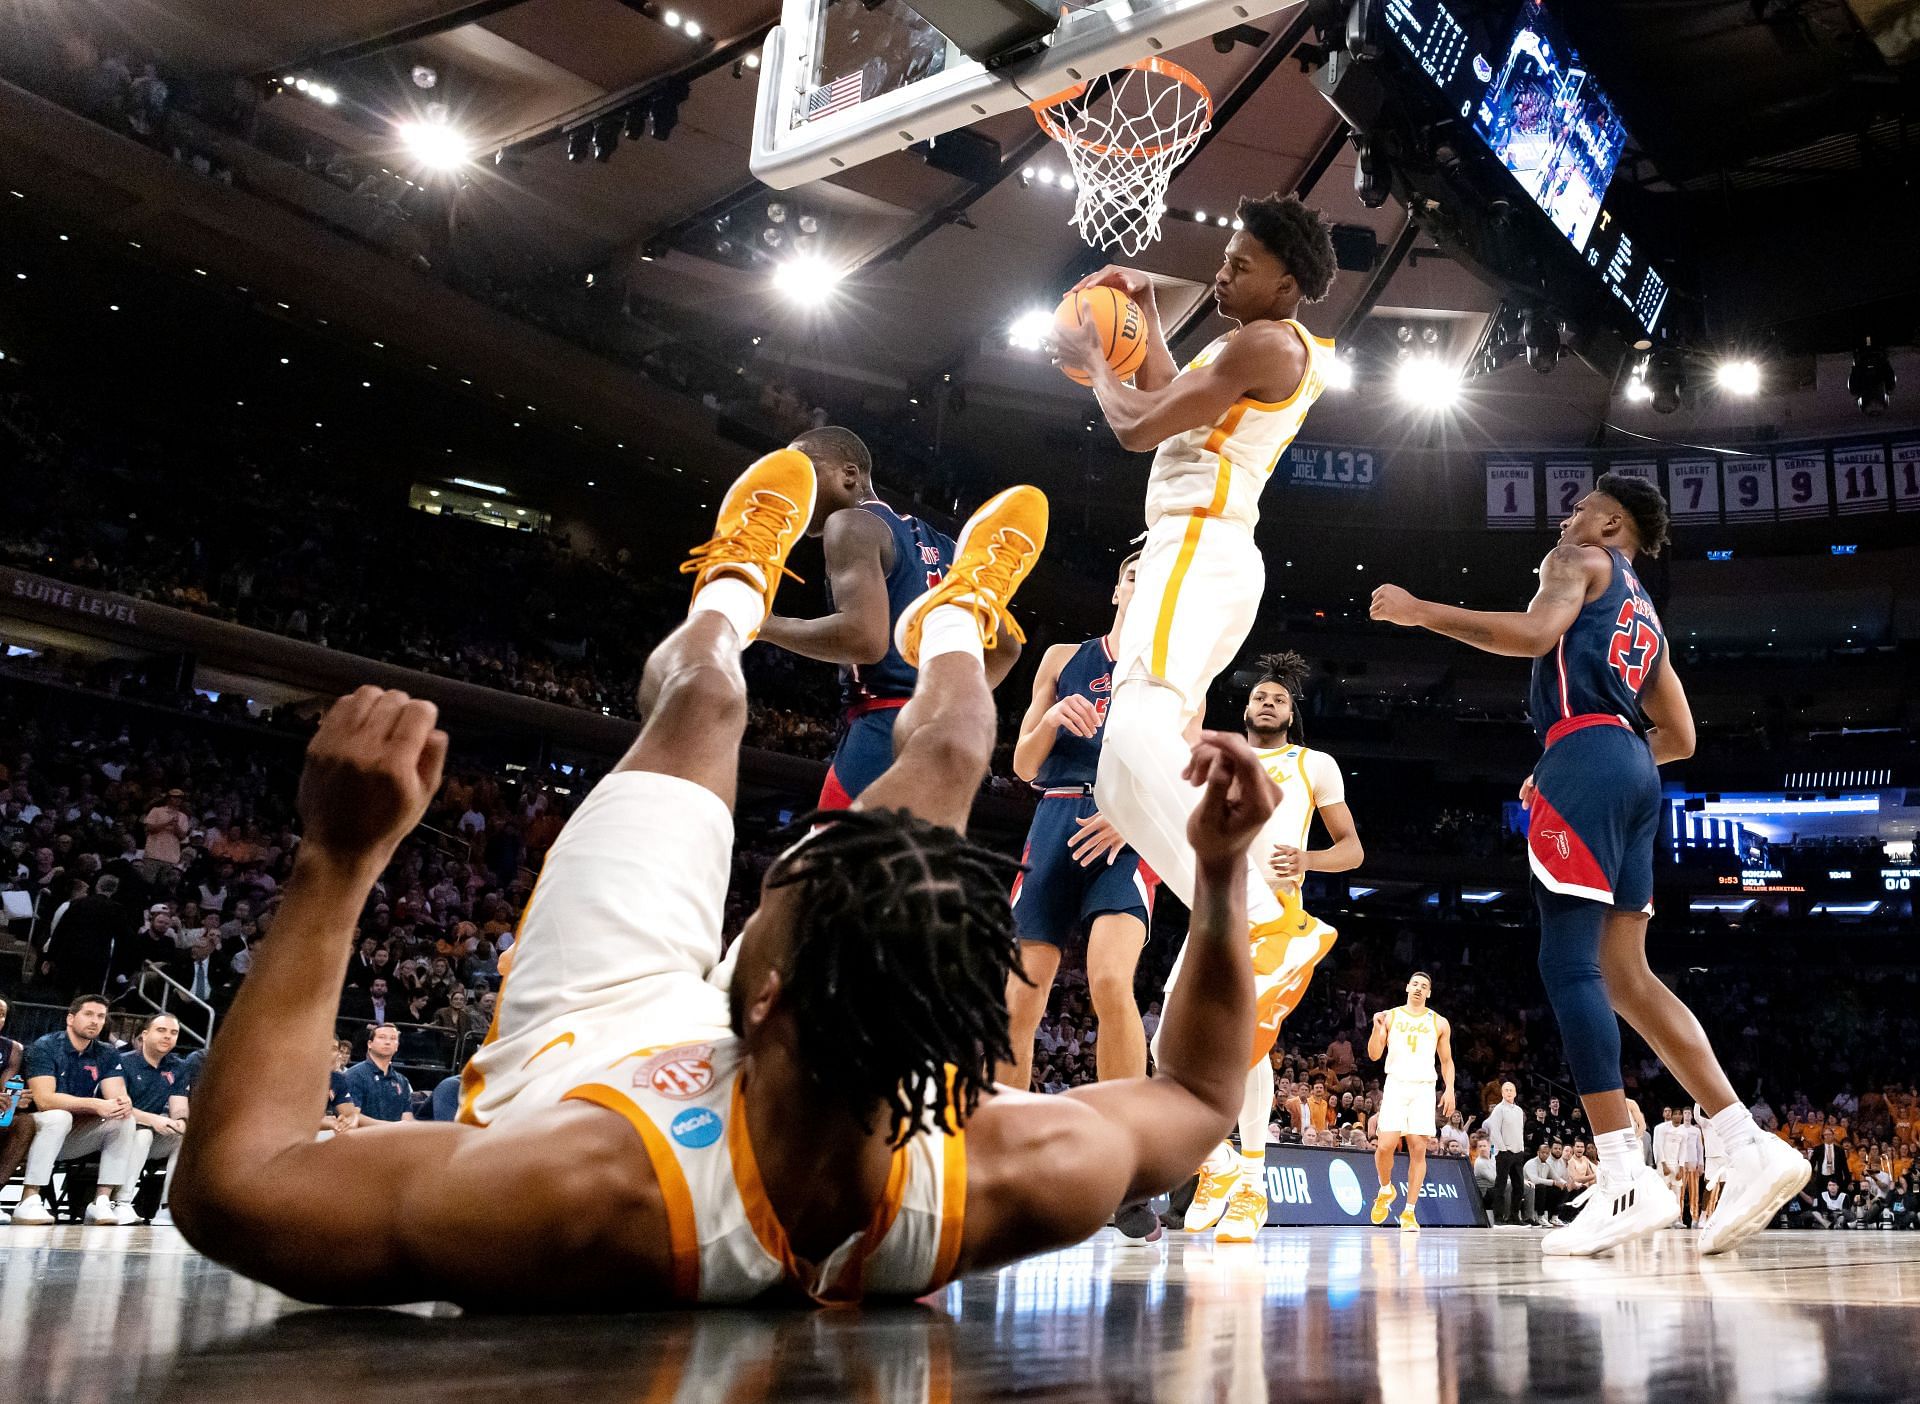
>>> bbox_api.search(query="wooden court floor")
[4,1224,1917,1402]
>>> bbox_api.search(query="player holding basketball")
[173,453,1282,1307]
[1370,474,1808,1255]
[1052,194,1345,1095]
[757,426,1018,808]
[1001,552,1156,1094]
[1365,973,1454,1233]
[1184,651,1364,1242]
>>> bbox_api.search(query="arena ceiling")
[12,0,1920,454]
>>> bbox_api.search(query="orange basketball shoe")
[1247,887,1339,1067]
[894,485,1048,667]
[678,449,818,632]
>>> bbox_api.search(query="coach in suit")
[1808,1129,1845,1184]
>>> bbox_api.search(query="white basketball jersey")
[1383,1005,1440,1084]
[561,1037,967,1305]
[1252,744,1346,881]
[1144,320,1336,531]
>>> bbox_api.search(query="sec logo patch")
[637,1044,716,1100]
[670,1107,723,1150]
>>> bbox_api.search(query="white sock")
[918,603,985,665]
[1595,1127,1642,1181]
[689,574,765,644]
[1239,1150,1265,1185]
[1201,1140,1235,1177]
[1709,1102,1760,1154]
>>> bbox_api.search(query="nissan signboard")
[1258,1145,1485,1229]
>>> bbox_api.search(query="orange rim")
[1030,57,1212,160]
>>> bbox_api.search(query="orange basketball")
[1054,286,1150,386]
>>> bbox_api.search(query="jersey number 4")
[1606,600,1660,692]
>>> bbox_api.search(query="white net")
[1034,59,1212,257]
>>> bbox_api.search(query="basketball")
[1055,286,1151,386]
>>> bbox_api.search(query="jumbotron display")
[1382,0,1668,336]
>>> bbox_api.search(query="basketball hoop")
[1031,57,1212,257]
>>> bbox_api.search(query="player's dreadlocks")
[765,807,1025,1148]
[1253,650,1312,745]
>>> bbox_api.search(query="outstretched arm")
[1054,733,1275,1195]
[1370,544,1602,657]
[757,508,894,666]
[1056,316,1305,453]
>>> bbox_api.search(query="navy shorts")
[819,705,903,810]
[1526,717,1660,913]
[1011,791,1155,948]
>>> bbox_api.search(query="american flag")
[805,71,863,122]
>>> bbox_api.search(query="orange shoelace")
[947,527,1037,648]
[678,489,806,587]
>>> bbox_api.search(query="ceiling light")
[399,119,473,170]
[1623,378,1653,403]
[1395,355,1459,409]
[1716,359,1760,396]
[1193,210,1207,222]
[1323,354,1354,390]
[683,18,702,37]
[663,7,682,26]
[745,52,761,70]
[771,253,843,308]
[1008,307,1054,351]
[453,477,507,495]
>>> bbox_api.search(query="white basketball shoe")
[1541,1164,1681,1257]
[1700,1134,1811,1256]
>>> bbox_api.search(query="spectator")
[1565,1139,1597,1197]
[35,872,134,997]
[1438,1111,1470,1157]
[341,976,395,1027]
[323,1039,359,1135]
[341,1024,414,1123]
[0,995,37,1216]
[142,787,191,878]
[430,985,485,1039]
[114,1012,191,1224]
[12,994,143,1224]
[1523,1142,1559,1227]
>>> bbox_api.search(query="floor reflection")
[4,1226,1916,1403]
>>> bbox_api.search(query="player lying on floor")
[173,452,1276,1308]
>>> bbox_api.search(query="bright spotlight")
[683,18,702,37]
[663,8,682,27]
[744,51,761,70]
[1395,355,1459,408]
[1716,359,1761,396]
[1623,378,1653,403]
[1323,354,1355,390]
[772,253,843,308]
[1008,308,1054,351]
[399,119,474,169]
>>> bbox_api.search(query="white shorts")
[458,771,736,1128]
[1377,1078,1437,1138]
[1112,511,1264,719]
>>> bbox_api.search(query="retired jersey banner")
[1723,457,1775,521]
[1894,442,1920,511]
[1774,450,1830,520]
[1284,443,1382,491]
[1667,457,1720,522]
[1485,458,1536,528]
[1832,444,1890,516]
[1608,459,1658,490]
[1544,460,1593,519]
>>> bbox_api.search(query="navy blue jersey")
[1528,548,1666,744]
[1033,637,1117,790]
[835,501,955,708]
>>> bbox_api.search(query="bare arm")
[1639,652,1695,765]
[1011,644,1087,783]
[1367,1011,1389,1063]
[1437,1017,1456,1117]
[1053,733,1276,1194]
[756,508,893,666]
[1067,319,1305,453]
[1305,800,1363,873]
[1371,545,1602,657]
[1068,266,1179,392]
[25,1074,117,1116]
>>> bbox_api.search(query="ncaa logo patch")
[638,1044,715,1101]
[669,1107,723,1149]
[1328,1159,1364,1217]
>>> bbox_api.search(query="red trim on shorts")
[845,697,909,720]
[817,767,855,811]
[1526,790,1612,896]
[1544,712,1631,749]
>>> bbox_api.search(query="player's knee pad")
[1536,891,1624,1095]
